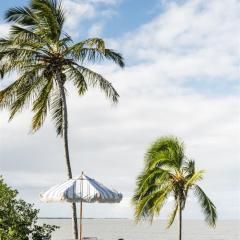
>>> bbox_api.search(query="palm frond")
[67,38,105,56]
[194,185,217,227]
[133,185,172,223]
[167,138,185,169]
[31,0,65,40]
[134,168,168,195]
[8,74,46,121]
[166,202,178,228]
[82,38,105,50]
[69,47,124,68]
[185,170,204,187]
[144,136,184,170]
[59,34,73,51]
[183,159,195,177]
[134,171,171,204]
[104,49,125,68]
[74,64,119,103]
[50,89,63,136]
[65,66,88,96]
[148,185,173,221]
[0,68,43,111]
[5,6,35,25]
[0,80,21,108]
[31,78,53,132]
[9,25,43,44]
[66,37,124,68]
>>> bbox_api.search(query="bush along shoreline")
[0,177,59,240]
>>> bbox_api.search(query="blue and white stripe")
[40,174,122,203]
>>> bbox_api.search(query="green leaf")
[194,185,217,227]
[31,78,53,132]
[166,203,178,228]
[185,170,204,187]
[50,89,63,136]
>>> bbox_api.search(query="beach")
[38,219,240,240]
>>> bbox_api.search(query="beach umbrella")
[40,172,122,240]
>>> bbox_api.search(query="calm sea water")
[38,219,240,240]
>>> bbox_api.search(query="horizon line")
[39,217,240,220]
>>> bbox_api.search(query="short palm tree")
[0,0,124,238]
[132,136,217,240]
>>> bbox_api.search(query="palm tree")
[0,0,124,238]
[132,136,217,240]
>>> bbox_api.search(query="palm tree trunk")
[57,72,78,239]
[178,198,182,240]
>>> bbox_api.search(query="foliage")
[0,177,58,240]
[132,136,217,228]
[0,0,124,135]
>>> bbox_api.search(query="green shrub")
[0,177,58,240]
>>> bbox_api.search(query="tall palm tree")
[132,136,217,240]
[0,0,124,238]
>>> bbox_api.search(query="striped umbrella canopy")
[40,173,122,203]
[40,173,122,240]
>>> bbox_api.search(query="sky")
[0,0,240,220]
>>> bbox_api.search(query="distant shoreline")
[39,217,129,219]
[39,218,240,221]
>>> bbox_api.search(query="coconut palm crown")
[132,136,217,240]
[0,0,124,133]
[0,1,124,239]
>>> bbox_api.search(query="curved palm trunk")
[178,198,182,240]
[57,72,78,239]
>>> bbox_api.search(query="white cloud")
[1,78,239,218]
[62,0,95,35]
[88,23,104,37]
[0,23,10,38]
[3,171,63,188]
[113,0,240,82]
[62,0,118,37]
[0,0,239,220]
[85,0,120,4]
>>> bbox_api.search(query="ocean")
[38,219,240,240]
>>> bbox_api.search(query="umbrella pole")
[79,200,83,240]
